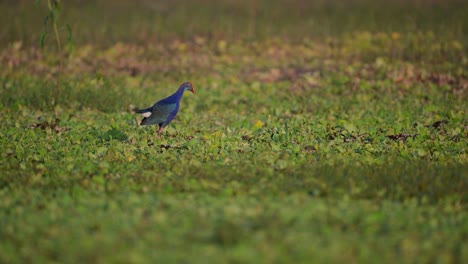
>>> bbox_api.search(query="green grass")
[1,191,466,263]
[1,0,468,263]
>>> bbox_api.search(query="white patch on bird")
[141,112,152,118]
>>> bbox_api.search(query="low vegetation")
[0,0,467,262]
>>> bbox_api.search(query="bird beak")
[191,87,196,94]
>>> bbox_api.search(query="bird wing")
[140,102,177,126]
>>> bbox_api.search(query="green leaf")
[66,23,73,43]
[40,32,48,48]
[101,128,128,142]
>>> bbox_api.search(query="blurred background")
[2,0,467,47]
[1,0,466,111]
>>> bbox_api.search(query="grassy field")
[1,0,467,263]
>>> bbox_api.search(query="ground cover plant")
[1,0,467,262]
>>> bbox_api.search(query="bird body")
[135,82,195,137]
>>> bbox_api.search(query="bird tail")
[134,107,153,125]
[134,107,152,114]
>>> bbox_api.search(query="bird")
[135,82,195,138]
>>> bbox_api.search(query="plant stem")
[47,0,63,107]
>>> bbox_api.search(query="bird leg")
[158,126,164,139]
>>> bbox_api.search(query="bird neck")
[175,86,188,97]
[166,87,186,103]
